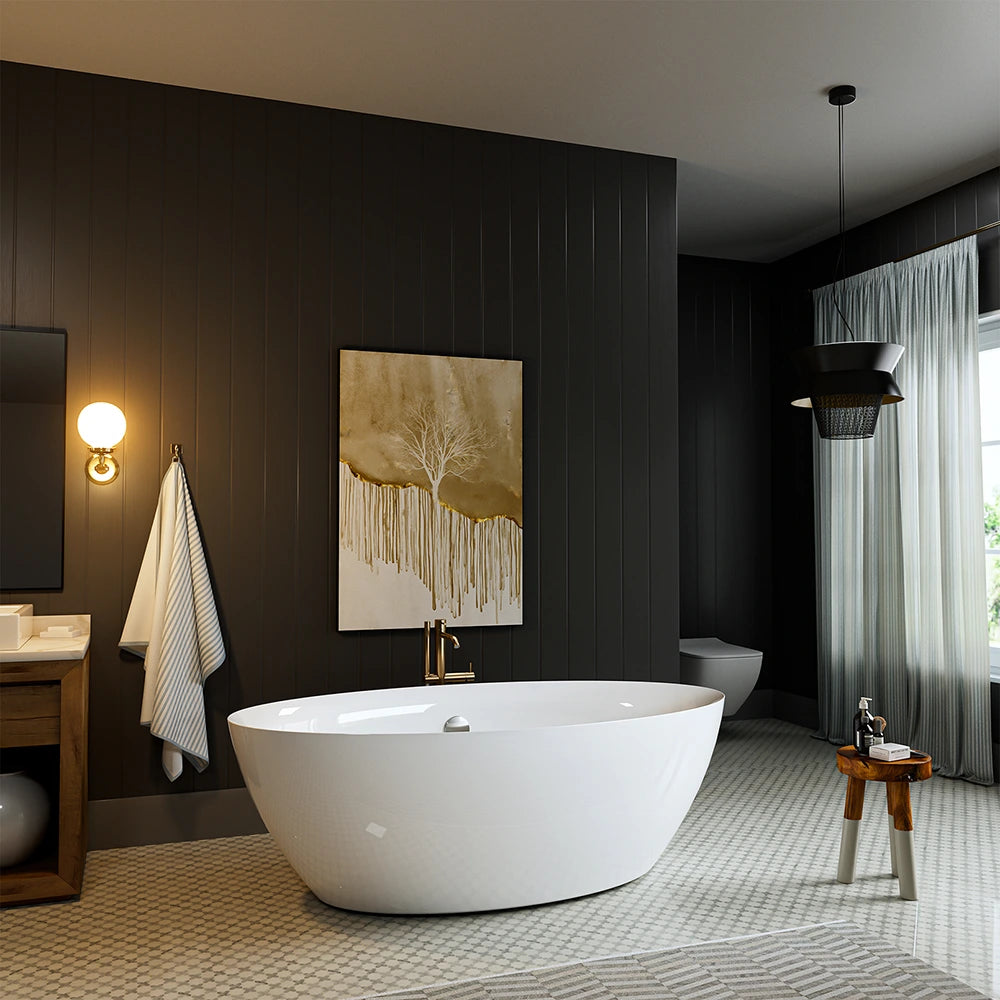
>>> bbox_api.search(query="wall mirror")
[0,327,66,590]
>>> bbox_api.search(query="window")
[980,309,1000,681]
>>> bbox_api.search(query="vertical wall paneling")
[977,171,1000,225]
[694,283,717,635]
[593,148,623,680]
[977,172,1000,313]
[677,274,698,637]
[294,104,333,702]
[0,64,17,324]
[0,63,680,802]
[956,182,977,235]
[260,101,300,706]
[13,65,55,330]
[193,90,234,791]
[565,145,597,680]
[619,154,652,679]
[915,196,937,259]
[390,119,424,355]
[720,278,750,641]
[748,278,772,656]
[52,71,94,610]
[536,142,570,678]
[86,74,130,797]
[226,96,267,781]
[120,82,166,796]
[647,157,679,682]
[508,137,540,682]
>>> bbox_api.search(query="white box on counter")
[0,603,33,650]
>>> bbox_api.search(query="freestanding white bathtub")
[228,680,724,914]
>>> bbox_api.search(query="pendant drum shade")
[788,85,906,441]
[791,341,904,440]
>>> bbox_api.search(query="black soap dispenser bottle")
[853,697,874,755]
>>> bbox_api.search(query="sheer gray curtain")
[813,236,992,783]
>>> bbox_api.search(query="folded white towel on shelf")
[120,460,226,781]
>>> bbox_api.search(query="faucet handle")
[443,661,476,683]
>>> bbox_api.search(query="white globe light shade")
[77,402,127,448]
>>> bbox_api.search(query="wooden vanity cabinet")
[0,652,89,905]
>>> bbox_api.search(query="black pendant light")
[791,84,904,440]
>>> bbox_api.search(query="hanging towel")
[120,461,226,781]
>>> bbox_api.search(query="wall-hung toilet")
[679,637,762,717]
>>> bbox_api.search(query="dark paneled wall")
[677,257,773,683]
[0,62,679,801]
[770,168,1000,700]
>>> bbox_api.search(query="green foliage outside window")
[987,491,1000,644]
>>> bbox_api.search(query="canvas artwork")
[339,349,523,630]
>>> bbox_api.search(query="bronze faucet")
[423,620,475,684]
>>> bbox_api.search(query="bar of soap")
[870,742,911,761]
[39,626,82,638]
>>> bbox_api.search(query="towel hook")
[170,443,183,463]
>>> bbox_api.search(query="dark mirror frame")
[1,326,67,591]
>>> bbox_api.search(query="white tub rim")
[227,679,724,737]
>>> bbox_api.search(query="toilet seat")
[680,637,760,659]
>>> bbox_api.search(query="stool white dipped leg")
[836,775,865,884]
[888,814,899,876]
[887,781,918,900]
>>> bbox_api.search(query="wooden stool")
[836,746,932,900]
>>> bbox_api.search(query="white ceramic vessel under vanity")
[229,680,724,914]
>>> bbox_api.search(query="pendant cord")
[832,99,857,342]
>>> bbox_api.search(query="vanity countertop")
[0,615,91,662]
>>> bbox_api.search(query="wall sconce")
[77,402,126,484]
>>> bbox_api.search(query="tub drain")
[443,716,470,732]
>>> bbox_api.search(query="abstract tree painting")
[339,350,523,630]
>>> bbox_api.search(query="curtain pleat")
[813,236,992,784]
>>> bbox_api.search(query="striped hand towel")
[120,461,226,781]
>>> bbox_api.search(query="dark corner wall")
[678,167,1000,722]
[0,61,679,804]
[677,257,773,685]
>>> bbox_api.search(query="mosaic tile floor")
[2,720,998,999]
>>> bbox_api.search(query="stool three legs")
[835,747,931,902]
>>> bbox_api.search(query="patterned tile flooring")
[2,720,998,999]
[368,923,988,999]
